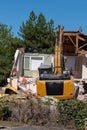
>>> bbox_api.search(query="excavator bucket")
[2,84,19,94]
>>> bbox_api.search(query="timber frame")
[63,31,87,56]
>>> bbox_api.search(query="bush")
[57,99,87,130]
[0,97,11,120]
[9,97,50,125]
[1,94,87,130]
[0,95,58,126]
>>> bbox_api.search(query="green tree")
[19,11,55,53]
[0,24,20,86]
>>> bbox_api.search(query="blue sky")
[0,0,87,37]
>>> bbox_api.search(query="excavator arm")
[54,25,63,74]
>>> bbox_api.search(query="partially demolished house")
[23,31,87,81]
[10,30,87,95]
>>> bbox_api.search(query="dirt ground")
[0,121,76,130]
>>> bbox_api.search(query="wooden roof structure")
[62,31,87,56]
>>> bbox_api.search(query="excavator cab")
[36,25,79,99]
[38,64,53,76]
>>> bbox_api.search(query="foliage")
[0,24,13,86]
[0,96,58,126]
[57,99,87,130]
[0,24,22,86]
[19,11,55,53]
[1,95,87,130]
[9,97,50,125]
[0,97,11,120]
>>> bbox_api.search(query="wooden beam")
[76,34,78,53]
[78,43,87,50]
[63,32,78,36]
[68,35,76,47]
[78,50,87,56]
[78,36,87,41]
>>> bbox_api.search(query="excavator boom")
[54,25,63,74]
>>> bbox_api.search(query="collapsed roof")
[63,31,87,56]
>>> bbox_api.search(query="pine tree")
[19,11,55,53]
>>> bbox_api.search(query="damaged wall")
[66,54,87,80]
[23,53,54,77]
[23,53,87,80]
[64,56,76,72]
[82,54,87,79]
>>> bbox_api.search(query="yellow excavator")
[36,25,79,99]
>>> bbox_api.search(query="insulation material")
[18,77,37,94]
[11,78,18,90]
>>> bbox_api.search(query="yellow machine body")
[37,79,74,99]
